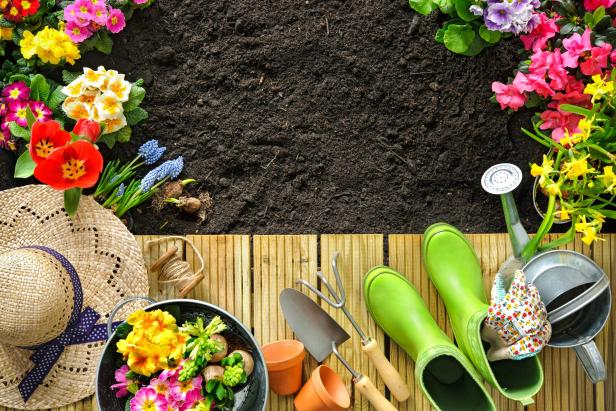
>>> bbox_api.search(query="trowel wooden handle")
[355,375,398,411]
[362,338,410,401]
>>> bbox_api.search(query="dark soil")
[0,0,553,234]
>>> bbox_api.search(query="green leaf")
[9,122,31,140]
[96,133,117,149]
[454,0,477,21]
[408,0,437,15]
[460,33,487,56]
[94,31,113,55]
[125,107,148,126]
[443,24,476,54]
[98,126,132,148]
[478,25,501,44]
[593,6,606,26]
[62,70,80,84]
[215,383,227,401]
[14,150,35,178]
[47,85,66,109]
[123,85,146,112]
[29,74,50,101]
[584,12,593,27]
[433,0,454,14]
[206,379,218,393]
[116,126,132,143]
[64,187,82,217]
[559,22,576,35]
[8,73,29,84]
[25,106,36,129]
[435,28,446,43]
[114,322,133,339]
[0,17,13,27]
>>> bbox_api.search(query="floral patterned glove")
[481,270,551,361]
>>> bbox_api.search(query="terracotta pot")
[262,340,306,396]
[294,365,351,411]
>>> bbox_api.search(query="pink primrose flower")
[520,13,558,52]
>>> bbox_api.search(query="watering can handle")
[106,296,156,338]
[501,193,531,258]
[574,341,607,384]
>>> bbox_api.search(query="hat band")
[17,246,119,403]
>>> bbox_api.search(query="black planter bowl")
[96,299,268,410]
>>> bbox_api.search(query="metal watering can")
[481,164,611,384]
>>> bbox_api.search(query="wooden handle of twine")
[146,236,205,298]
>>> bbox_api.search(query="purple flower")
[486,3,514,28]
[483,0,538,34]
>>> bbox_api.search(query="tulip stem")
[64,188,82,218]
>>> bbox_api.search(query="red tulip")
[34,140,104,190]
[73,118,101,142]
[29,120,71,164]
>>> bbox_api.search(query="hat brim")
[0,185,149,409]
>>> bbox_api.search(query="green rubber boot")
[364,266,496,411]
[422,223,543,406]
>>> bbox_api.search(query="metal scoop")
[296,252,411,401]
[280,288,397,411]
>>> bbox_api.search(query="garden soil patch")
[0,0,553,234]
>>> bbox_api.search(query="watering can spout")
[481,163,530,258]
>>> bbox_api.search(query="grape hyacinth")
[138,139,166,165]
[139,157,184,192]
[116,183,125,197]
[473,0,540,35]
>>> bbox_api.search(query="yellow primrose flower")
[562,154,595,180]
[530,155,554,187]
[62,98,91,120]
[0,27,12,41]
[127,353,159,377]
[107,76,131,102]
[94,91,123,119]
[62,77,86,98]
[83,67,106,88]
[20,27,81,65]
[598,165,616,193]
[584,74,615,102]
[102,113,127,134]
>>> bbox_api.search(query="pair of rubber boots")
[364,223,543,410]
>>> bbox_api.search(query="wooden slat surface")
[2,234,615,411]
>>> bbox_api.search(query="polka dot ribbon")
[17,246,119,403]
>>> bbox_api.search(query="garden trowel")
[280,288,398,411]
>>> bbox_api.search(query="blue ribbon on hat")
[17,246,119,403]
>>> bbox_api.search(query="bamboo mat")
[2,234,614,411]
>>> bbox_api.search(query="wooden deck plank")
[253,235,318,411]
[320,234,384,411]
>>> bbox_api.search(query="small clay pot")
[294,365,350,411]
[261,340,306,396]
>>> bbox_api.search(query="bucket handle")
[548,275,610,324]
[106,296,156,338]
[574,341,607,384]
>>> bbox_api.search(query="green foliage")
[9,122,30,140]
[47,85,66,110]
[62,70,81,84]
[114,322,133,339]
[125,107,149,126]
[479,25,501,44]
[94,31,114,55]
[443,24,476,53]
[408,0,438,15]
[124,85,146,112]
[14,150,35,178]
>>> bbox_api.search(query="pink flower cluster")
[492,17,615,141]
[113,364,204,411]
[0,81,52,150]
[583,0,616,11]
[63,0,131,43]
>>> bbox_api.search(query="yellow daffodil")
[598,165,616,193]
[562,154,595,180]
[584,74,615,103]
[530,155,554,187]
[546,181,562,196]
[575,215,605,246]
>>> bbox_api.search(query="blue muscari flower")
[139,156,184,192]
[116,183,125,197]
[138,140,167,165]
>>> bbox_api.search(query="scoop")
[280,288,398,411]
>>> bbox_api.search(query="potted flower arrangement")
[96,300,268,410]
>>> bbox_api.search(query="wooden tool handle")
[362,339,410,402]
[355,375,398,411]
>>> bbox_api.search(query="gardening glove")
[481,270,551,361]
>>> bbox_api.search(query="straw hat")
[0,185,149,409]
